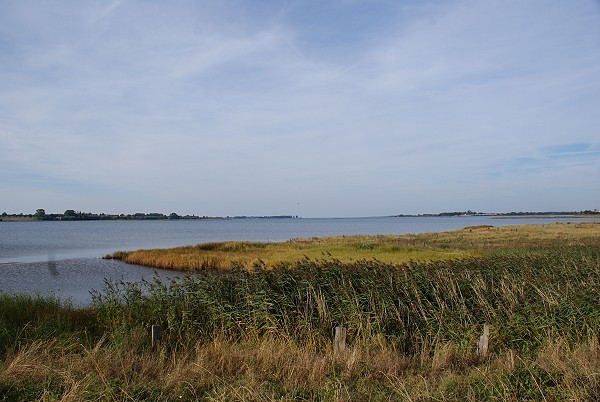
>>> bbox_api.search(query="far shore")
[3,213,600,222]
[491,214,600,219]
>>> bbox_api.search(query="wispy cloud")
[539,143,600,159]
[491,142,600,179]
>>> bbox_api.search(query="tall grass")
[95,246,600,354]
[0,294,97,354]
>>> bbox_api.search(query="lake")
[1,216,598,304]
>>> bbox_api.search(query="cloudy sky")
[1,0,599,217]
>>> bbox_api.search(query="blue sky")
[1,0,599,217]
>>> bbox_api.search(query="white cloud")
[1,0,599,216]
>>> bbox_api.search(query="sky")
[1,0,599,218]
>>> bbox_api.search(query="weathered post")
[477,323,490,358]
[333,326,347,355]
[151,324,161,349]
[506,349,515,369]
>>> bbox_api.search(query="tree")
[34,209,46,220]
[169,213,180,220]
[64,209,76,217]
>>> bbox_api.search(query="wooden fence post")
[477,323,490,358]
[507,349,515,369]
[334,326,347,355]
[151,324,161,349]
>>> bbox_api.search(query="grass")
[1,222,599,400]
[105,222,600,271]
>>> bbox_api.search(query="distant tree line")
[1,209,209,221]
[393,210,600,218]
[0,210,300,221]
[495,211,595,216]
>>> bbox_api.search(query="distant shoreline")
[490,214,600,219]
[399,214,600,219]
[0,214,299,222]
[2,211,599,222]
[401,214,600,219]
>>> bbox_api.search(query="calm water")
[1,216,598,304]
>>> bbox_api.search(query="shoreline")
[491,214,600,219]
[3,214,600,223]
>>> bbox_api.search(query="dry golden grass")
[107,222,600,271]
[2,335,597,401]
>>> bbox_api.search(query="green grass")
[0,294,98,354]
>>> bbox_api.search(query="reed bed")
[2,243,599,400]
[95,247,600,351]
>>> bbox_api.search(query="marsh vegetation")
[107,222,600,270]
[1,223,599,400]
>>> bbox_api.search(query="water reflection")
[47,251,58,277]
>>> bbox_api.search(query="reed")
[94,247,600,352]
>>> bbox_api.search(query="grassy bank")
[106,222,600,270]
